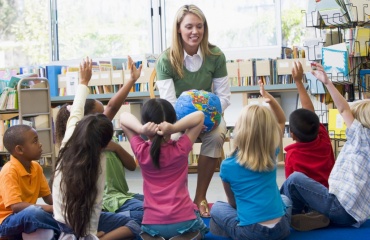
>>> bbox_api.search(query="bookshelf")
[0,78,55,168]
[302,0,370,157]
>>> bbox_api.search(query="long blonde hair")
[170,4,216,78]
[233,105,281,172]
[350,99,370,129]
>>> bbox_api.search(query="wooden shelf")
[50,84,306,105]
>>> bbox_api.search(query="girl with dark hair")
[120,98,208,240]
[52,57,141,239]
[54,56,144,227]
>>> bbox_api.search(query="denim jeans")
[57,211,141,238]
[115,194,144,225]
[141,211,209,239]
[210,201,290,240]
[280,172,357,226]
[0,205,60,239]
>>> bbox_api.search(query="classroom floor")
[42,165,287,204]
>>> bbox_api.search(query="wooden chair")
[148,69,230,172]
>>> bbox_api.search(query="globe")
[175,89,222,132]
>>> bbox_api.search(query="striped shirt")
[329,119,370,227]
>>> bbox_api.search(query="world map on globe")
[175,89,222,132]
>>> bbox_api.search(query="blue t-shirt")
[220,153,285,226]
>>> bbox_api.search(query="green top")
[102,137,135,212]
[156,46,227,97]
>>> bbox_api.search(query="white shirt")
[52,84,106,236]
[156,48,231,112]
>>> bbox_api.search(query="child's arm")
[312,63,354,128]
[11,202,53,213]
[61,57,92,147]
[222,181,236,209]
[120,112,158,141]
[293,61,315,112]
[259,80,286,133]
[157,111,204,143]
[104,56,142,121]
[105,141,136,171]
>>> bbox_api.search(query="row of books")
[0,88,18,111]
[57,65,155,96]
[226,58,312,87]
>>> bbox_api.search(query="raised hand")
[128,55,143,82]
[311,63,330,85]
[79,57,92,86]
[259,79,271,103]
[292,61,304,83]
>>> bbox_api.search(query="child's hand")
[259,80,271,103]
[79,57,92,85]
[142,122,158,137]
[292,61,304,83]
[157,121,174,136]
[128,55,143,82]
[311,63,330,85]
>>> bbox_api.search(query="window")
[0,0,50,68]
[160,0,282,59]
[0,0,283,68]
[56,0,152,60]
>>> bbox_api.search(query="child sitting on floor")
[0,125,60,239]
[284,61,335,188]
[120,98,208,240]
[209,80,291,240]
[281,62,370,231]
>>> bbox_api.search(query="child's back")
[121,98,208,239]
[285,61,335,187]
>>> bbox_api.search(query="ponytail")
[150,135,163,168]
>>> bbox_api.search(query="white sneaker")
[58,232,77,240]
[22,229,54,240]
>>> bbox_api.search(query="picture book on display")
[322,43,349,82]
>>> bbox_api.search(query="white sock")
[22,229,54,240]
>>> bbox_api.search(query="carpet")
[202,217,370,240]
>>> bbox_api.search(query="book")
[305,0,321,27]
[353,26,370,57]
[306,72,326,94]
[46,65,64,97]
[5,89,18,110]
[0,88,11,110]
[145,54,159,67]
[65,71,79,96]
[303,38,323,60]
[322,43,349,82]
[317,0,349,26]
[111,58,128,70]
[328,108,347,139]
[344,0,370,22]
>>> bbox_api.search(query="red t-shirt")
[284,124,335,188]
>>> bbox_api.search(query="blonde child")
[210,80,291,240]
[281,63,370,231]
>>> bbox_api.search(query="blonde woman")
[155,4,230,217]
[210,81,291,240]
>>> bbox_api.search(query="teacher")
[155,4,230,217]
